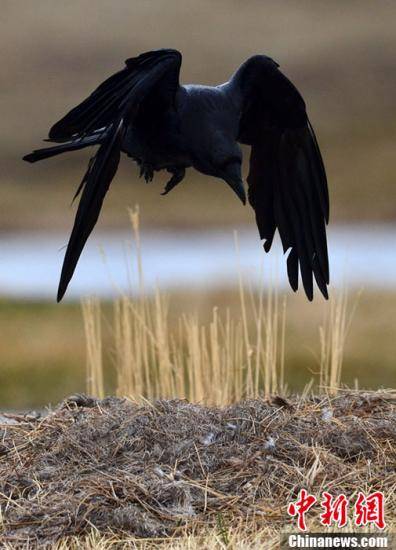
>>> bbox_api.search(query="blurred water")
[0,224,395,300]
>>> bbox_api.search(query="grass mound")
[1,391,395,547]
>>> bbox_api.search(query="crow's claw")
[139,162,154,183]
[161,167,186,195]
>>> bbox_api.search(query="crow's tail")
[23,134,102,163]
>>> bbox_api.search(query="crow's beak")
[222,160,246,205]
[226,177,246,205]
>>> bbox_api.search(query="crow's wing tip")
[23,153,35,163]
[56,285,66,303]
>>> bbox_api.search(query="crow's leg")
[161,167,185,195]
[138,161,154,183]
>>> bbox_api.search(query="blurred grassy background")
[1,1,395,408]
[1,290,395,409]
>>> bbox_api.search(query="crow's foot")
[139,162,154,183]
[161,167,186,195]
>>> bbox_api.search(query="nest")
[0,391,395,547]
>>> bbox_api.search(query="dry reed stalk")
[85,277,287,403]
[82,297,104,399]
[81,210,353,403]
[329,291,347,393]
[319,289,360,395]
[154,288,174,398]
[84,283,354,404]
[279,295,287,394]
[234,231,253,397]
[128,206,144,295]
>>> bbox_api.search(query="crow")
[24,48,329,302]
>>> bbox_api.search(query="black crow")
[24,49,329,302]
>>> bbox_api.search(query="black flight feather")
[57,119,123,302]
[240,56,329,300]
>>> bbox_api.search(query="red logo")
[320,492,348,528]
[287,490,386,531]
[287,489,317,531]
[355,491,386,530]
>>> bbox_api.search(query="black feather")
[23,134,100,163]
[287,248,299,292]
[49,49,181,142]
[240,57,329,300]
[247,138,276,248]
[25,49,183,301]
[298,141,329,283]
[277,140,314,300]
[57,120,123,301]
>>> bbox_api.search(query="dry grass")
[83,278,356,406]
[83,297,105,400]
[54,532,279,550]
[0,391,395,548]
[80,210,359,405]
[1,288,396,410]
[318,289,361,395]
[1,218,395,548]
[1,289,395,548]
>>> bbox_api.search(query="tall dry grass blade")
[329,290,347,394]
[271,281,279,394]
[209,307,221,404]
[234,231,253,398]
[82,297,104,399]
[81,211,319,406]
[84,276,289,405]
[114,296,145,398]
[128,205,144,295]
[319,289,360,395]
[253,282,264,398]
[279,296,287,394]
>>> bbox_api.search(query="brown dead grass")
[0,391,395,548]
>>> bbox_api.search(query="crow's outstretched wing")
[52,49,182,300]
[236,56,329,300]
[49,49,182,142]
